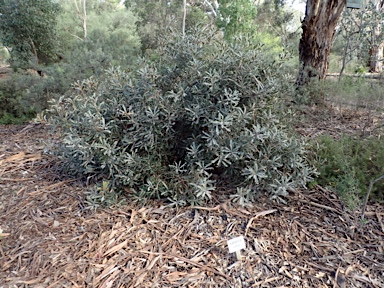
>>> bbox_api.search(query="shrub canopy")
[48,30,316,206]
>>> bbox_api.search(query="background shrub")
[0,72,44,123]
[0,37,140,124]
[0,2,141,124]
[48,30,316,206]
[314,135,384,207]
[0,56,108,124]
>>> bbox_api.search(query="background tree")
[58,0,141,68]
[0,0,60,69]
[72,0,87,39]
[297,0,345,84]
[126,0,183,54]
[335,8,365,78]
[0,0,141,123]
[214,0,299,62]
[215,0,258,39]
[0,44,10,64]
[126,0,211,55]
[256,0,299,48]
[367,0,384,72]
[333,1,384,77]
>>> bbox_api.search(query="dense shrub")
[48,31,316,206]
[315,135,384,206]
[0,73,44,123]
[0,56,106,124]
[0,40,137,124]
[0,2,141,124]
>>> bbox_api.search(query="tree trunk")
[182,0,186,36]
[82,0,87,39]
[369,42,384,73]
[369,0,383,73]
[297,0,345,85]
[29,36,39,66]
[73,0,87,39]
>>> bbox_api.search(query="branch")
[72,0,87,38]
[182,0,186,36]
[203,0,218,18]
[360,174,384,224]
[73,0,81,16]
[82,0,87,39]
[67,32,84,41]
[29,36,38,65]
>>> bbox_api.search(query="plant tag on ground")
[227,236,246,253]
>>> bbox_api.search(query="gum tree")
[297,0,345,84]
[368,0,384,72]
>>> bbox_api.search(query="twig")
[245,209,277,237]
[295,198,342,215]
[360,174,384,223]
[0,177,36,181]
[19,123,37,134]
[377,212,384,234]
[251,276,282,287]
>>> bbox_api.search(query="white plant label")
[227,236,246,253]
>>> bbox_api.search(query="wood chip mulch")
[0,124,383,288]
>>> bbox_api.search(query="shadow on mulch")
[0,124,383,287]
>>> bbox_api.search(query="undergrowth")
[314,135,384,207]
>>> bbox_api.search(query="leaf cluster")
[48,30,316,206]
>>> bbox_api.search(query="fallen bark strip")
[295,198,342,214]
[245,209,277,237]
[139,250,231,280]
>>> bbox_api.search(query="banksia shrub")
[48,30,316,205]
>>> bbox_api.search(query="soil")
[0,114,383,287]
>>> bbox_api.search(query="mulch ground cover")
[0,123,383,288]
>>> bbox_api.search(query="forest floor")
[0,105,384,288]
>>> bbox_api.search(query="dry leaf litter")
[0,124,383,288]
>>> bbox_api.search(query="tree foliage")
[58,0,141,66]
[334,1,384,76]
[126,0,211,54]
[0,0,60,68]
[216,0,258,39]
[256,0,298,46]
